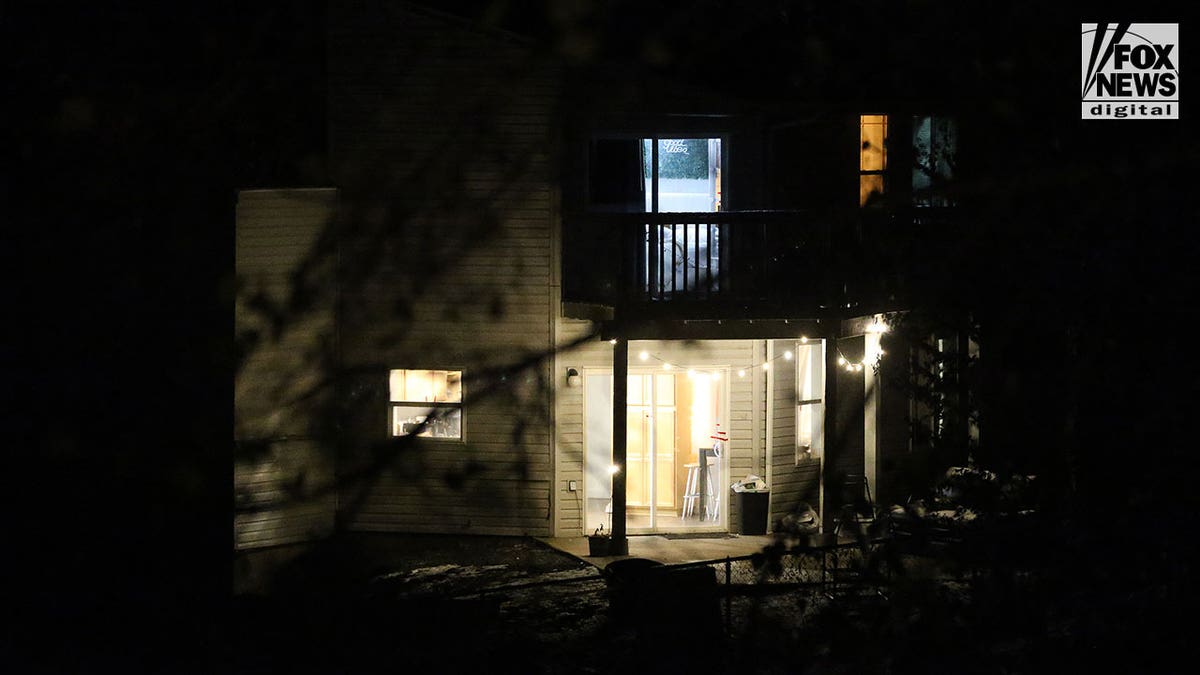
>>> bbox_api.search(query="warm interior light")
[638,350,649,361]
[837,356,847,366]
[762,362,770,370]
[737,369,746,378]
[784,350,794,361]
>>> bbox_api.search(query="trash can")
[735,489,770,535]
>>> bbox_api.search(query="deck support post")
[610,338,629,555]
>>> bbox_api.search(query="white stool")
[704,457,721,521]
[682,463,701,518]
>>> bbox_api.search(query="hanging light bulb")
[837,356,847,366]
[638,350,649,361]
[762,362,770,371]
[784,350,794,361]
[854,363,864,372]
[737,369,746,378]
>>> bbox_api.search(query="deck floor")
[538,534,776,569]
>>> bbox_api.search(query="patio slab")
[538,534,776,569]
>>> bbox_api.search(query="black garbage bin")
[735,489,770,535]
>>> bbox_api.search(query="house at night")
[234,1,976,552]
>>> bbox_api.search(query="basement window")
[389,369,463,439]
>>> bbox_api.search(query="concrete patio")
[539,534,776,569]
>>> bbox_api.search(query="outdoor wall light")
[566,368,581,388]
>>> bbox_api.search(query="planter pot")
[587,535,611,557]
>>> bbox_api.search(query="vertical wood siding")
[329,3,561,536]
[235,188,339,549]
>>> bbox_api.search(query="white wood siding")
[329,3,561,536]
[234,188,339,549]
[767,339,822,529]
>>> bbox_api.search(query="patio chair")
[833,474,877,536]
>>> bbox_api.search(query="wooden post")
[822,332,839,531]
[610,338,629,555]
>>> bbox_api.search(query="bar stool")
[682,463,701,518]
[704,456,721,521]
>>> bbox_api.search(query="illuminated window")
[912,115,957,207]
[795,342,826,462]
[389,369,462,439]
[859,114,888,207]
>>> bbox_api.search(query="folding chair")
[833,474,877,536]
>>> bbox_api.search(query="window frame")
[388,368,465,442]
[859,113,889,207]
[795,340,826,464]
[910,113,957,207]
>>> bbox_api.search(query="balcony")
[562,208,959,321]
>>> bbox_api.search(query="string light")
[609,339,617,345]
[662,363,672,371]
[638,350,649,361]
[737,369,746,378]
[784,350,794,361]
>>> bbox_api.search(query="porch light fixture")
[566,368,581,388]
[638,350,649,361]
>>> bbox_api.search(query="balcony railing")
[562,208,958,318]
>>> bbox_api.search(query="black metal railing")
[562,208,958,316]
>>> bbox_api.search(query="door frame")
[582,365,731,534]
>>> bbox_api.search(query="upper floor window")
[859,114,888,207]
[389,369,463,439]
[641,138,723,213]
[912,115,957,207]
